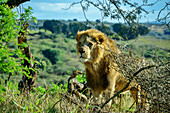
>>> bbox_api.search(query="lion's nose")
[79,50,85,54]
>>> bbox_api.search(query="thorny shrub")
[114,52,169,112]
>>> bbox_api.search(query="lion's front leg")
[91,90,103,105]
[104,86,115,107]
[102,74,117,107]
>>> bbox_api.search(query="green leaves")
[76,73,86,83]
[0,3,37,77]
[20,6,36,24]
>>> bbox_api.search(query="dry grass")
[0,82,60,112]
[0,80,138,113]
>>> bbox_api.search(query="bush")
[42,49,61,64]
[112,23,149,40]
[69,22,91,38]
[138,25,149,35]
[43,20,62,34]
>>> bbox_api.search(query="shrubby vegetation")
[42,49,62,64]
[0,79,137,112]
[42,20,149,40]
[0,80,68,112]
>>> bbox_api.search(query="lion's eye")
[87,43,93,48]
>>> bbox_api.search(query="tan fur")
[75,29,143,106]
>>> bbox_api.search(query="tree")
[95,19,100,23]
[69,22,91,37]
[95,24,112,35]
[43,20,63,34]
[0,0,37,92]
[62,23,69,36]
[138,25,149,35]
[112,23,149,40]
[68,0,169,29]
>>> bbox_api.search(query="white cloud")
[31,2,82,13]
[23,2,102,20]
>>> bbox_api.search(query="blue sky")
[22,0,168,22]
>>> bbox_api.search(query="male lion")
[75,29,144,107]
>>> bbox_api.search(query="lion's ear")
[75,30,81,41]
[98,34,105,44]
[75,34,79,41]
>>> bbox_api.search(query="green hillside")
[27,30,84,85]
[27,26,169,85]
[2,20,170,86]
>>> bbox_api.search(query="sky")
[22,0,168,23]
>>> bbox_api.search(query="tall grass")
[0,80,137,113]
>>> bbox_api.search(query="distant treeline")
[35,20,149,40]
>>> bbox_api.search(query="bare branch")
[109,0,132,27]
[142,0,161,6]
[156,2,170,29]
[124,0,149,14]
[62,1,83,10]
[80,1,94,25]
[157,2,170,20]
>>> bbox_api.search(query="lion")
[75,29,145,107]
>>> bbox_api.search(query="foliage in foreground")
[0,79,137,113]
[0,2,37,83]
[0,81,63,112]
[0,3,23,76]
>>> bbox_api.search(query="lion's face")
[76,35,95,62]
[76,29,106,63]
